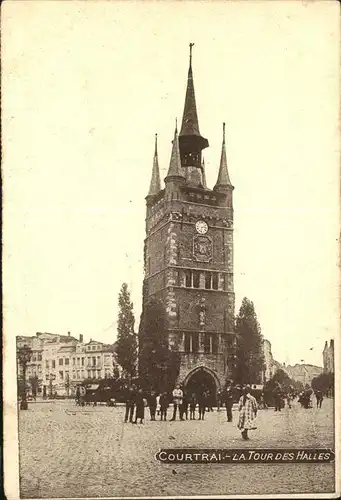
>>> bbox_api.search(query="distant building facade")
[283,364,323,387]
[16,332,122,396]
[323,339,334,373]
[262,339,277,382]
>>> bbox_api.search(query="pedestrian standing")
[159,392,169,421]
[189,393,197,420]
[303,389,312,409]
[156,394,161,416]
[237,386,258,440]
[181,391,189,420]
[315,390,323,409]
[259,392,268,409]
[124,387,135,423]
[206,391,213,412]
[170,384,183,421]
[216,389,222,412]
[198,392,207,420]
[133,388,145,424]
[223,386,234,422]
[148,390,157,421]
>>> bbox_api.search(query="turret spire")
[189,42,194,67]
[165,122,185,180]
[214,122,232,189]
[147,133,161,196]
[179,44,209,151]
[201,157,207,188]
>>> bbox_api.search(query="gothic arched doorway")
[184,367,219,402]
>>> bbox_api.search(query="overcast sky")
[3,1,339,367]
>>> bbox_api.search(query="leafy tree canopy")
[311,372,334,394]
[116,283,137,378]
[235,297,265,385]
[264,369,303,394]
[138,296,180,393]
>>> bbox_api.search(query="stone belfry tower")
[143,45,236,395]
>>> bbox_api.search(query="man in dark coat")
[198,391,207,420]
[180,391,189,420]
[159,392,169,421]
[124,386,135,423]
[188,393,197,420]
[315,390,323,409]
[133,388,145,424]
[223,386,234,422]
[148,390,157,421]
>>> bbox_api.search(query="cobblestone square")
[18,398,335,498]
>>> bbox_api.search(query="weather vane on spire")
[223,122,226,143]
[189,42,195,65]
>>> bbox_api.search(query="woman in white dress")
[237,386,258,440]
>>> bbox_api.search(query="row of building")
[17,332,123,397]
[17,331,276,397]
[16,330,333,397]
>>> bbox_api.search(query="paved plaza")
[18,398,335,498]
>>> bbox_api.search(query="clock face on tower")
[195,220,208,234]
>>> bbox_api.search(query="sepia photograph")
[3,1,340,498]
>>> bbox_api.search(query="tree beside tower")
[235,297,265,385]
[116,283,137,379]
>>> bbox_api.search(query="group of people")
[122,382,259,441]
[124,384,217,424]
[298,388,324,409]
[122,382,326,440]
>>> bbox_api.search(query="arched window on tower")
[212,273,219,290]
[205,272,212,289]
[193,271,200,288]
[185,270,192,287]
[204,334,218,354]
[184,333,199,353]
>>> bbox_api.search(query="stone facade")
[323,339,334,373]
[143,49,236,394]
[262,339,277,382]
[16,332,122,396]
[283,363,323,386]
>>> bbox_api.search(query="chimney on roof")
[68,331,71,336]
[79,334,83,343]
[90,338,92,342]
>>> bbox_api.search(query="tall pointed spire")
[201,156,207,188]
[214,122,232,189]
[179,44,209,151]
[147,133,161,196]
[165,121,185,180]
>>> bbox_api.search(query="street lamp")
[17,345,33,410]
